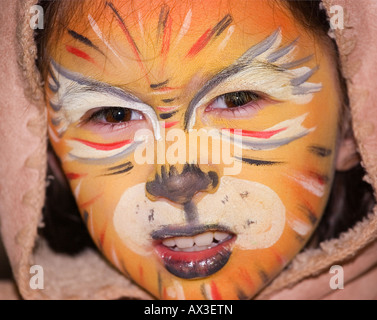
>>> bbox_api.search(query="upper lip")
[151,224,233,240]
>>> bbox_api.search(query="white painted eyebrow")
[48,59,162,140]
[50,58,142,103]
[183,29,322,130]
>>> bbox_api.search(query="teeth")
[162,238,176,247]
[181,245,213,252]
[214,231,229,241]
[194,232,214,246]
[175,237,194,249]
[161,231,231,251]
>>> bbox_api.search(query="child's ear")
[335,135,361,171]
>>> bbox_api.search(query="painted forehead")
[49,0,319,91]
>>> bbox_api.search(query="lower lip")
[155,237,236,279]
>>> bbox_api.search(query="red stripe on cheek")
[270,248,285,266]
[157,106,179,112]
[100,228,106,247]
[65,172,88,180]
[72,138,133,151]
[79,193,103,209]
[66,45,96,64]
[223,127,287,139]
[162,121,179,129]
[154,86,183,93]
[238,267,255,289]
[210,281,222,300]
[307,171,329,186]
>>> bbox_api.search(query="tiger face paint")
[45,0,341,299]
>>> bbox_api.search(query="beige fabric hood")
[0,0,377,300]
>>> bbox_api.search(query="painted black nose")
[146,164,219,205]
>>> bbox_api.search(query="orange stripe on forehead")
[186,28,212,58]
[186,14,233,58]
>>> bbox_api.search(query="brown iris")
[103,107,132,123]
[223,91,260,108]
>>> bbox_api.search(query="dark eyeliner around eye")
[222,91,261,108]
[87,107,133,123]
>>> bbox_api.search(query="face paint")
[45,0,341,299]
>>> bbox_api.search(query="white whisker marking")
[218,25,235,51]
[88,14,126,66]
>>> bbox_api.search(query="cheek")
[60,158,154,246]
[197,177,286,250]
[113,182,187,255]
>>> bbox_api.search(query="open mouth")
[153,225,236,279]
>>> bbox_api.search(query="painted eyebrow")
[68,29,105,55]
[50,59,142,103]
[49,58,162,140]
[183,30,282,130]
[183,29,320,131]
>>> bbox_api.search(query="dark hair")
[284,0,329,34]
[36,0,375,254]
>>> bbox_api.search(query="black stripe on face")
[258,270,270,284]
[105,162,134,176]
[157,272,163,298]
[83,210,89,226]
[161,98,176,103]
[150,79,169,89]
[213,14,233,38]
[159,111,178,119]
[236,288,249,300]
[298,204,318,226]
[294,233,306,244]
[157,4,170,39]
[237,156,284,166]
[107,1,141,54]
[68,29,104,55]
[308,145,332,158]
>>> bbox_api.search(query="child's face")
[46,0,340,299]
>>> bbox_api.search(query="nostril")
[207,171,219,190]
[146,164,219,205]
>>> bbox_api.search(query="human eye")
[80,106,145,131]
[204,91,270,119]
